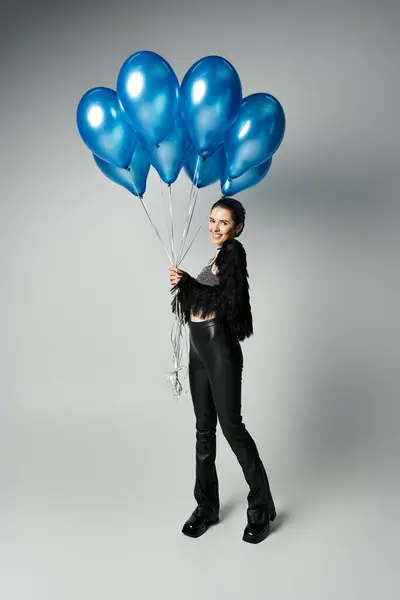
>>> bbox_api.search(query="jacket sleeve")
[215,240,253,339]
[170,270,221,323]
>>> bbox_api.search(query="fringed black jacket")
[170,238,253,341]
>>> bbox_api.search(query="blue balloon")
[180,55,242,158]
[184,146,224,188]
[93,144,150,197]
[221,157,272,196]
[224,93,285,179]
[77,87,137,169]
[128,145,151,196]
[139,115,192,185]
[117,50,179,145]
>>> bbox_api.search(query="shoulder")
[215,239,248,281]
[217,239,247,264]
[219,238,246,256]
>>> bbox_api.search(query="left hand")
[169,267,184,286]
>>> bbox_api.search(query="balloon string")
[165,311,190,398]
[180,221,202,264]
[168,184,176,265]
[159,177,175,265]
[176,184,194,265]
[130,174,173,265]
[165,157,201,398]
[126,167,193,399]
[139,195,173,265]
[176,154,199,264]
[155,144,176,266]
[178,155,200,264]
[178,164,200,266]
[176,154,201,266]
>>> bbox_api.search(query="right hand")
[169,267,184,286]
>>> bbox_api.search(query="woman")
[169,197,276,544]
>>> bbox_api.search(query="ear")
[236,223,244,235]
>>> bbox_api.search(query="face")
[208,206,243,246]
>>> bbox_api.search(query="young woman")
[169,197,276,544]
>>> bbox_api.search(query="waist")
[189,317,240,347]
[189,310,217,322]
[189,316,218,328]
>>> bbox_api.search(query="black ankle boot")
[182,506,220,538]
[242,498,276,544]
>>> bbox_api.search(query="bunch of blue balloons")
[76,51,285,197]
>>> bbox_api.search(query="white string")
[129,160,203,400]
[130,173,173,265]
[176,154,200,266]
[164,157,203,398]
[168,184,176,265]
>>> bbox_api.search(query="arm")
[215,240,253,339]
[170,270,221,323]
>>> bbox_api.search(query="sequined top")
[195,260,219,286]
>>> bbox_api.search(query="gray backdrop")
[2,0,399,598]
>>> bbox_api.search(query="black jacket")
[170,238,253,341]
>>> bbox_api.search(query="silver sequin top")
[196,261,219,286]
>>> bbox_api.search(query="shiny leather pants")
[188,317,273,518]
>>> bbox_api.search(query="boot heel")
[209,514,220,524]
[269,500,276,521]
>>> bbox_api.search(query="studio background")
[1,1,399,599]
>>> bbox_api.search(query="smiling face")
[208,206,243,246]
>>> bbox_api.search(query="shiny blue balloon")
[93,144,150,197]
[180,55,242,158]
[77,87,137,169]
[139,115,192,185]
[224,93,285,179]
[221,157,272,196]
[117,50,179,145]
[128,145,151,196]
[184,145,224,188]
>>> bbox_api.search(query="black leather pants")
[188,317,273,518]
